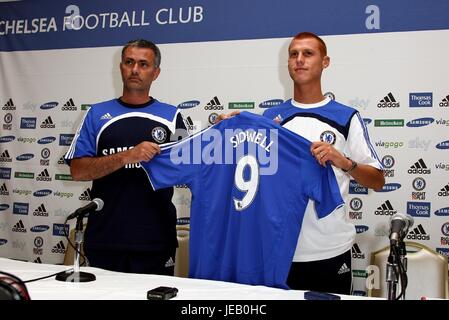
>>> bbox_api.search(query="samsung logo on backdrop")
[376,183,401,192]
[177,100,200,109]
[16,153,34,161]
[37,136,56,144]
[355,225,369,234]
[30,225,50,232]
[33,189,52,197]
[259,99,283,108]
[40,102,58,110]
[0,136,15,143]
[406,117,434,127]
[436,140,449,150]
[0,204,9,211]
[435,207,449,216]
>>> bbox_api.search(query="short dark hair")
[292,32,327,57]
[121,39,161,68]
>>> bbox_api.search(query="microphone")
[67,198,104,220]
[389,213,414,245]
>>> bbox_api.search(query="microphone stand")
[386,242,399,300]
[56,214,96,282]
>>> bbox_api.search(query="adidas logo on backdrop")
[40,116,55,129]
[440,95,449,107]
[62,98,77,111]
[377,92,400,108]
[204,96,223,110]
[406,224,430,241]
[408,158,430,174]
[2,98,16,110]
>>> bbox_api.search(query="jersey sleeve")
[345,112,383,170]
[308,163,345,218]
[140,137,200,190]
[64,110,97,164]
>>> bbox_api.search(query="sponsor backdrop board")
[1,0,449,295]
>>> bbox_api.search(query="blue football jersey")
[141,111,343,288]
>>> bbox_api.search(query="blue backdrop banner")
[1,0,449,51]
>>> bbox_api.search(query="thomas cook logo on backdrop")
[0,167,11,180]
[53,224,69,237]
[62,98,77,111]
[407,202,431,217]
[13,202,29,215]
[2,99,16,111]
[378,92,399,108]
[439,95,449,107]
[349,180,368,194]
[204,96,223,110]
[40,116,56,129]
[406,224,430,241]
[20,117,37,129]
[409,92,432,107]
[59,134,74,146]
